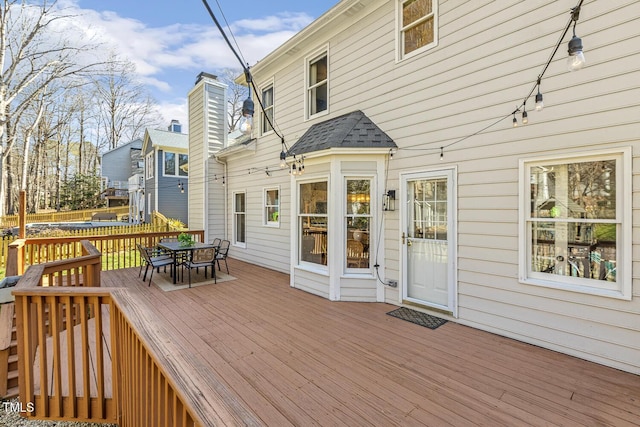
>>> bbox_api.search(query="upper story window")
[262,84,274,135]
[163,152,188,177]
[145,152,154,179]
[399,0,438,59]
[520,149,631,300]
[306,50,328,118]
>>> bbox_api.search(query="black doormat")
[386,307,448,330]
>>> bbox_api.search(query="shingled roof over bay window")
[287,110,396,156]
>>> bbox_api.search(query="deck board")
[101,260,640,426]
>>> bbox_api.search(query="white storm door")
[402,169,456,314]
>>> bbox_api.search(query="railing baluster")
[65,296,77,418]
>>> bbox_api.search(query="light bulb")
[567,35,586,71]
[522,110,528,125]
[279,151,287,168]
[512,116,518,128]
[535,92,544,111]
[238,115,252,135]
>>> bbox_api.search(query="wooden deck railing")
[12,240,208,425]
[6,230,205,277]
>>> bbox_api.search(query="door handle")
[407,240,412,247]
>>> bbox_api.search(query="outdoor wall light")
[383,190,396,212]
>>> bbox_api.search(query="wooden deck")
[102,260,640,426]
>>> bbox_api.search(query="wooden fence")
[0,206,130,228]
[0,223,184,278]
[12,240,206,425]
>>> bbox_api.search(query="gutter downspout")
[214,154,228,241]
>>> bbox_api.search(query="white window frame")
[264,186,280,227]
[145,152,154,179]
[261,81,274,136]
[163,151,188,177]
[396,0,438,62]
[344,177,373,273]
[518,148,632,300]
[298,178,329,270]
[233,191,247,248]
[305,47,329,120]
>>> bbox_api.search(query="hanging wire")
[213,0,247,66]
[201,0,286,145]
[400,0,585,159]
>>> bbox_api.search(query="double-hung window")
[233,192,246,247]
[299,181,328,266]
[345,179,371,271]
[262,84,274,135]
[520,150,631,299]
[398,0,438,59]
[264,187,279,226]
[163,152,188,177]
[306,50,328,118]
[145,152,154,179]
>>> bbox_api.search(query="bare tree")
[93,55,163,150]
[219,68,248,132]
[0,0,105,215]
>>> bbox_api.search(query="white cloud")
[234,12,313,32]
[58,2,311,83]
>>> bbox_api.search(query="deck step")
[3,386,19,399]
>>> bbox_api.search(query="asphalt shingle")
[287,110,396,156]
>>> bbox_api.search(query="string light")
[567,6,586,71]
[535,81,544,112]
[440,147,444,160]
[522,103,528,125]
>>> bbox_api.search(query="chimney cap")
[196,72,218,85]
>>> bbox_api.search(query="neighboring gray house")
[142,122,189,224]
[99,139,143,208]
[190,0,640,376]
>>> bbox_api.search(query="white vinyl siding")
[219,0,640,374]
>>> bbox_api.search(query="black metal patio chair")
[181,247,216,288]
[137,243,174,285]
[215,240,230,274]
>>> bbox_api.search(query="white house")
[189,0,640,375]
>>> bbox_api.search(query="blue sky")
[67,0,339,128]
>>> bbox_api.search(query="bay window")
[299,181,328,266]
[345,179,371,270]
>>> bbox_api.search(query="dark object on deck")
[387,307,448,330]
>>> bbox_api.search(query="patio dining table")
[157,241,218,284]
